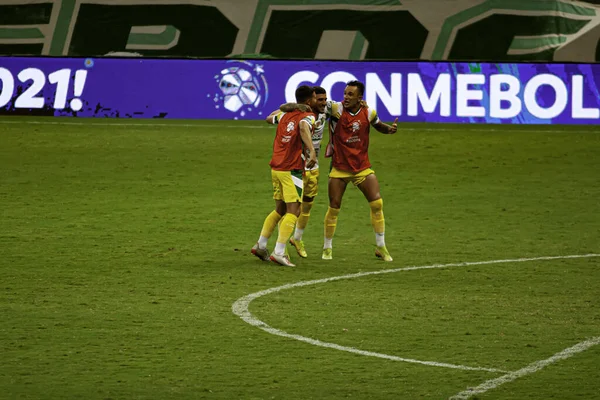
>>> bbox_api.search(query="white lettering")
[572,75,599,119]
[489,74,522,119]
[285,70,319,103]
[0,67,15,108]
[524,74,567,119]
[365,73,401,116]
[456,74,485,117]
[48,69,71,109]
[283,70,599,121]
[407,73,450,117]
[15,68,45,109]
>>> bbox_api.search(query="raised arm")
[299,119,317,169]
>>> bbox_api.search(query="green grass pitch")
[1,117,599,399]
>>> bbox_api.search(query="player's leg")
[270,170,302,266]
[291,169,319,258]
[259,200,286,247]
[322,176,347,260]
[252,170,286,261]
[357,173,392,261]
[290,195,312,258]
[295,169,319,239]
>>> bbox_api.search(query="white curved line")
[233,253,600,372]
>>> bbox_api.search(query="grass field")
[1,117,599,399]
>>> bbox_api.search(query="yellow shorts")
[329,166,374,186]
[303,169,320,198]
[272,169,303,203]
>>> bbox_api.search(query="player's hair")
[295,85,315,103]
[346,80,365,96]
[313,86,326,95]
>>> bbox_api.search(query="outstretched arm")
[280,103,312,113]
[372,118,398,134]
[265,109,281,124]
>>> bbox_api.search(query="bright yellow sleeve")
[328,101,342,119]
[368,108,380,125]
[300,114,316,128]
[273,111,285,124]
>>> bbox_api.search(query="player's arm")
[372,118,398,134]
[279,103,312,113]
[323,101,337,157]
[370,108,398,134]
[265,109,283,124]
[373,118,398,134]
[299,118,317,169]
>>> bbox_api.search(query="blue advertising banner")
[0,57,599,124]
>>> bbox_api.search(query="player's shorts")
[329,166,375,186]
[272,169,303,203]
[303,168,320,198]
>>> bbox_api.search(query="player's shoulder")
[367,106,378,120]
[330,101,343,110]
[364,106,380,125]
[327,101,343,117]
[305,112,316,121]
[300,113,316,125]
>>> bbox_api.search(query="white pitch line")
[232,253,600,373]
[450,336,600,399]
[0,119,269,129]
[0,119,592,133]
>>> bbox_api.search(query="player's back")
[270,110,315,171]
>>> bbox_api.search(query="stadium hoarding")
[0,57,599,124]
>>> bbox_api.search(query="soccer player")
[322,80,398,261]
[251,85,317,267]
[279,86,329,258]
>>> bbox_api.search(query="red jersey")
[269,110,315,171]
[328,102,380,173]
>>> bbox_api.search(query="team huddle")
[251,80,398,267]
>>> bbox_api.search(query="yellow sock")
[324,207,340,242]
[369,199,385,233]
[296,201,313,231]
[260,211,282,238]
[369,199,385,247]
[277,213,298,245]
